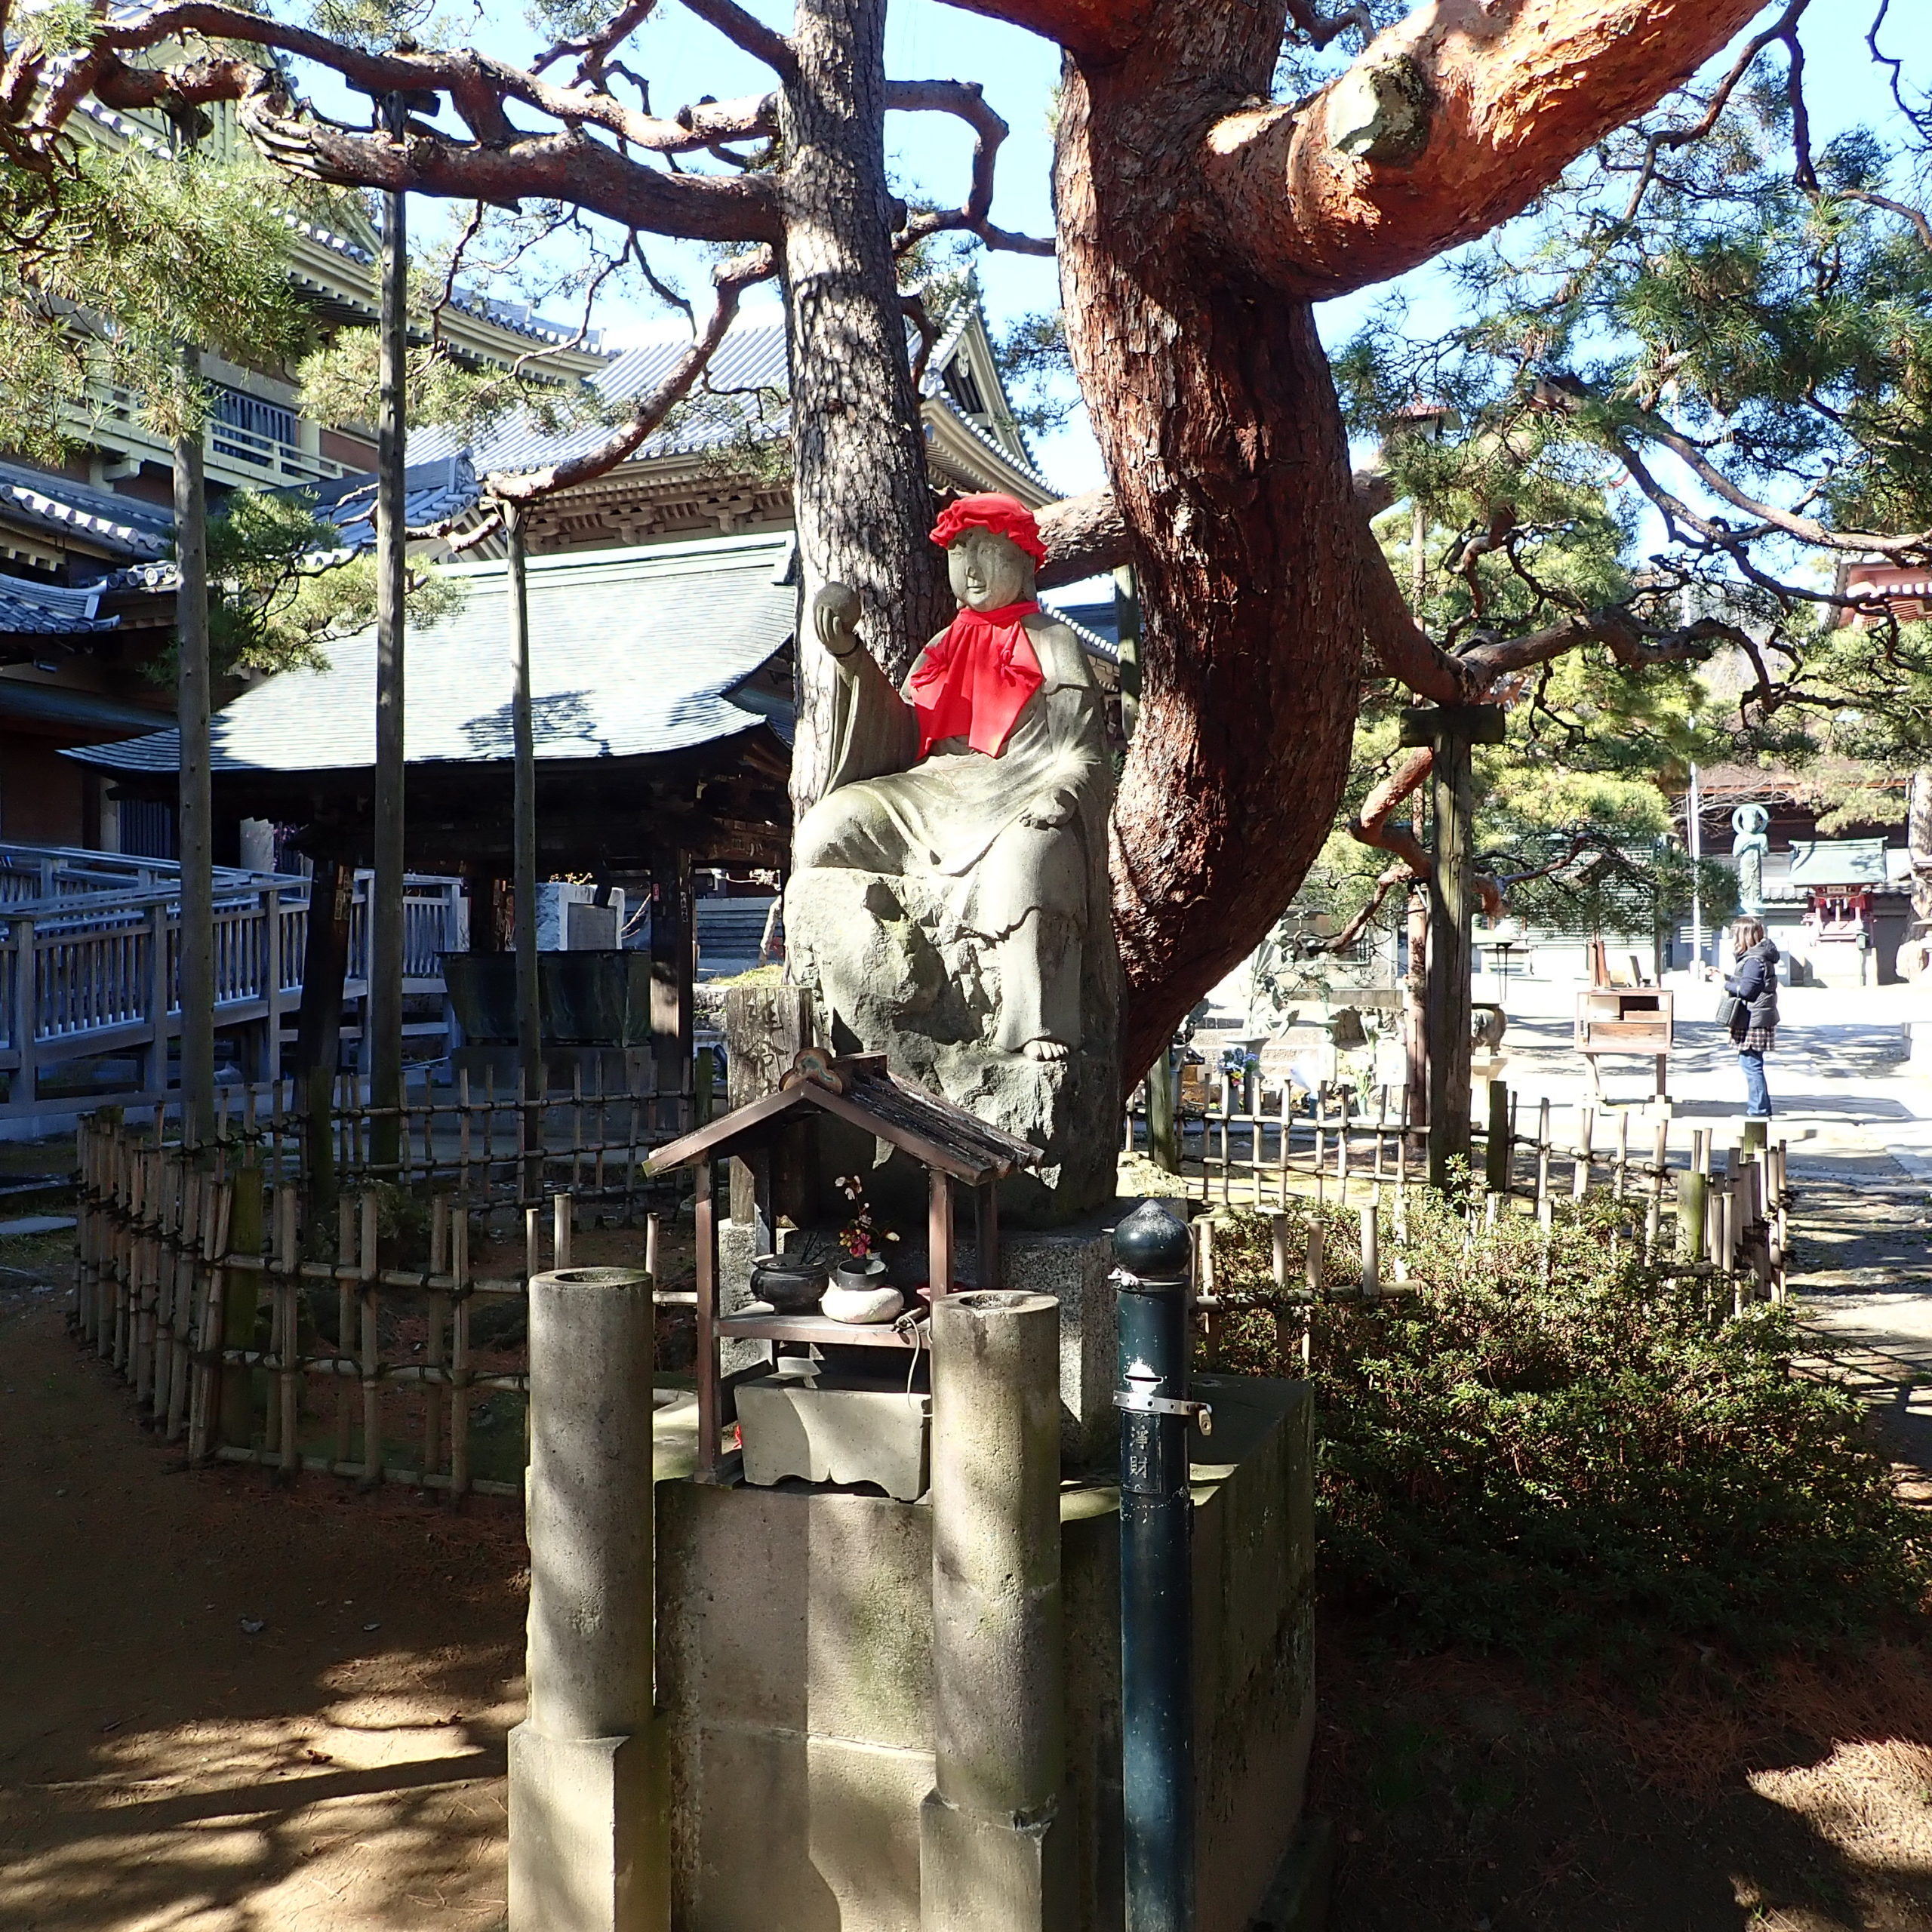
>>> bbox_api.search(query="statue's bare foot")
[1022,1038,1069,1063]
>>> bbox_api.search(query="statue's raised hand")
[814,582,863,660]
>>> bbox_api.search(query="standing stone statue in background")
[1732,802,1770,915]
[786,493,1121,1219]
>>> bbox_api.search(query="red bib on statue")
[908,601,1044,758]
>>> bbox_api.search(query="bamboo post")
[1358,1204,1379,1300]
[553,1191,573,1272]
[334,1196,355,1469]
[1614,1111,1629,1200]
[1197,1217,1221,1367]
[186,1174,231,1462]
[1572,1108,1594,1200]
[424,1196,448,1482]
[1270,1213,1295,1366]
[451,1208,472,1498]
[1535,1097,1552,1208]
[217,1152,263,1450]
[275,1183,300,1480]
[526,1205,542,1281]
[1678,1164,1708,1263]
[358,1191,382,1489]
[1645,1120,1667,1260]
[645,1212,660,1285]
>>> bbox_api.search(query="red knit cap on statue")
[930,493,1048,569]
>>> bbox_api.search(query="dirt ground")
[6,1132,1932,1930]
[0,1267,528,1932]
[1313,1158,1932,1932]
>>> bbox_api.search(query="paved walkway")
[1492,975,1932,1469]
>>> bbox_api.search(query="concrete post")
[510,1266,663,1932]
[921,1289,1066,1931]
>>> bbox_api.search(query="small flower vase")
[833,1254,889,1291]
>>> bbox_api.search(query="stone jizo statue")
[786,493,1120,1218]
[1731,802,1770,915]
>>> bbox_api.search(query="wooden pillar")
[294,858,352,1232]
[367,140,409,1174]
[1144,1049,1179,1175]
[928,1169,955,1297]
[506,505,541,1106]
[649,852,694,1124]
[174,346,214,1146]
[1401,704,1504,1191]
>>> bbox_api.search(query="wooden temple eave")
[155,732,793,875]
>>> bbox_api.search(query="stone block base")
[918,1789,1066,1932]
[508,1724,663,1932]
[737,1373,931,1500]
[656,1375,1315,1932]
[958,1207,1120,1469]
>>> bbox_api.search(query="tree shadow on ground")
[0,1285,527,1932]
[1315,1614,1932,1932]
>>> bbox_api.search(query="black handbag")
[1715,992,1743,1031]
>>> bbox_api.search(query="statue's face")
[946,526,1032,612]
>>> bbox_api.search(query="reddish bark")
[1035,0,1766,1074]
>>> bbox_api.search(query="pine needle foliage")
[0,140,309,459]
[1205,1193,1928,1659]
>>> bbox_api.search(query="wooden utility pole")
[172,347,214,1147]
[293,856,353,1234]
[368,118,408,1174]
[505,504,543,1195]
[1401,704,1504,1189]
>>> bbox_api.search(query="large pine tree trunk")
[1055,13,1369,1076]
[780,0,946,821]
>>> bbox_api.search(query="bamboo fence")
[72,1108,678,1497]
[158,1057,688,1224]
[71,1074,1790,1500]
[1172,1098,1792,1368]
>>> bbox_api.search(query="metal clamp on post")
[1113,1385,1214,1435]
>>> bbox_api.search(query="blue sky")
[312,1,1921,499]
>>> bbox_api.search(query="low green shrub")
[1205,1188,1929,1657]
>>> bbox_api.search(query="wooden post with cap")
[1400,703,1506,1191]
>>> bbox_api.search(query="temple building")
[0,95,607,850]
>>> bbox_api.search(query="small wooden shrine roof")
[651,1049,1041,1186]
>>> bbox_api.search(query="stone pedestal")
[737,1371,931,1501]
[511,1266,663,1932]
[652,1374,1315,1932]
[957,1212,1118,1469]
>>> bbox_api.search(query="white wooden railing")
[0,845,464,1118]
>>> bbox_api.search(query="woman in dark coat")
[1724,915,1780,1119]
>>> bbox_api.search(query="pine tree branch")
[676,0,798,78]
[888,78,1055,257]
[488,247,774,502]
[1198,0,1772,300]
